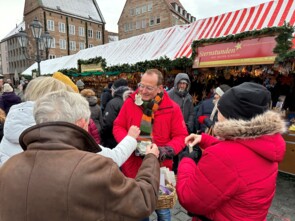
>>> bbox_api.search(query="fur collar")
[214,111,286,140]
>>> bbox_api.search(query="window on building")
[142,5,147,13]
[148,3,153,11]
[51,38,56,48]
[136,21,140,29]
[130,8,135,16]
[88,44,93,48]
[59,22,66,33]
[79,42,85,50]
[88,29,93,38]
[129,23,133,31]
[150,17,155,26]
[59,39,66,49]
[142,20,146,28]
[136,7,141,15]
[47,20,54,31]
[156,17,160,24]
[69,41,76,51]
[96,31,101,39]
[69,25,75,35]
[79,27,85,36]
[124,23,129,32]
[49,54,56,59]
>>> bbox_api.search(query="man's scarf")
[139,92,163,135]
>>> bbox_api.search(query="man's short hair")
[34,90,90,124]
[144,69,164,86]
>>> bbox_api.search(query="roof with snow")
[22,0,295,75]
[1,21,25,41]
[41,0,104,23]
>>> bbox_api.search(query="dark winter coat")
[88,118,101,144]
[101,86,131,148]
[0,92,21,115]
[0,122,160,221]
[100,88,112,113]
[85,95,103,133]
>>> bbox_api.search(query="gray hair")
[24,77,73,101]
[34,90,90,124]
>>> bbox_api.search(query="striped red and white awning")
[175,0,295,59]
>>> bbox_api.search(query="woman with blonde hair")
[0,77,73,166]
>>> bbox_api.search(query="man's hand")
[185,133,202,147]
[146,143,159,158]
[127,126,140,139]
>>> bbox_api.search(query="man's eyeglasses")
[138,83,157,92]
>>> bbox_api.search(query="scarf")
[139,92,163,136]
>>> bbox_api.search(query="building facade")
[118,0,196,40]
[0,0,106,79]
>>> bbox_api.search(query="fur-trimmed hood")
[214,111,286,140]
[214,111,286,162]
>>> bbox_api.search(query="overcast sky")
[0,0,270,40]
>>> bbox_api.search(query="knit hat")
[76,79,85,90]
[218,82,271,120]
[3,83,13,93]
[215,84,231,97]
[112,79,128,90]
[52,72,79,93]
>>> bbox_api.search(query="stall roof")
[22,0,295,75]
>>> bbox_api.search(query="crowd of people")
[0,69,287,221]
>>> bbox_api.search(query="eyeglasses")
[138,83,157,92]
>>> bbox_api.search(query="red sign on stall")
[193,36,277,68]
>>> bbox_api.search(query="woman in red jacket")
[177,82,286,221]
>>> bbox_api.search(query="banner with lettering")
[193,36,277,68]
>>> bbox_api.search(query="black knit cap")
[218,82,271,120]
[112,79,128,89]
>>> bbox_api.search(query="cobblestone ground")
[150,172,295,221]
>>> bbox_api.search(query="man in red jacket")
[113,69,188,221]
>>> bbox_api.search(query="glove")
[179,145,202,165]
[159,146,175,162]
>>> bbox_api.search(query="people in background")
[100,82,113,113]
[177,82,286,220]
[76,79,85,91]
[168,72,195,174]
[80,88,103,135]
[113,69,188,221]
[203,84,231,133]
[0,83,21,115]
[101,78,131,148]
[0,90,160,221]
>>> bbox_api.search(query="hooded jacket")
[0,101,35,165]
[101,86,132,148]
[113,90,188,178]
[176,111,286,221]
[168,73,194,133]
[0,122,160,221]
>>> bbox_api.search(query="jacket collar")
[20,122,101,153]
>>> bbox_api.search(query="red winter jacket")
[177,111,286,221]
[113,90,188,178]
[88,119,101,144]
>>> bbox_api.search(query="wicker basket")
[156,184,177,209]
